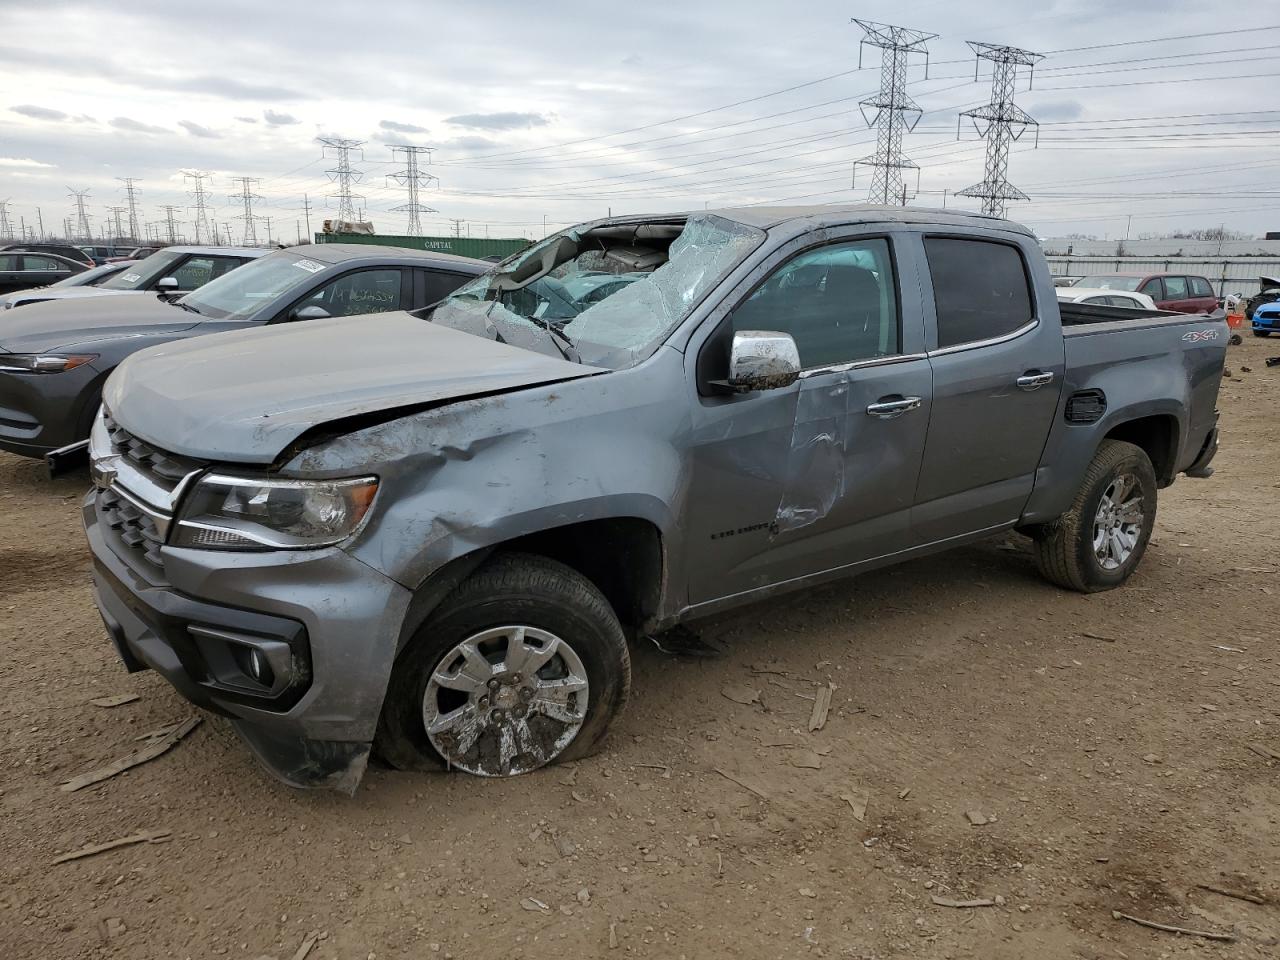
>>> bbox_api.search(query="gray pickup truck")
[82,206,1225,791]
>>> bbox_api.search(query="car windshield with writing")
[178,253,330,321]
[97,250,186,290]
[427,215,763,368]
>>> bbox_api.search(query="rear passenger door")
[1160,275,1195,313]
[1188,276,1217,313]
[913,234,1065,544]
[0,253,22,293]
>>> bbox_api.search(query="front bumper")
[0,362,100,457]
[84,491,413,792]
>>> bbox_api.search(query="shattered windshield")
[429,215,763,367]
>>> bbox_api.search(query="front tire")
[1033,440,1158,593]
[376,552,630,776]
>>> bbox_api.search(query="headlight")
[0,353,98,373]
[171,474,379,550]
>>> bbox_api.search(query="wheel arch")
[1102,412,1181,486]
[395,515,667,654]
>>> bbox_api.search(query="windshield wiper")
[524,314,580,363]
[172,300,202,315]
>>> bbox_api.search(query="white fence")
[1045,256,1280,297]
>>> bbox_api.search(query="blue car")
[1253,302,1280,337]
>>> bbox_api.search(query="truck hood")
[0,293,198,353]
[105,311,602,463]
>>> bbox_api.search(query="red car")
[1080,273,1217,313]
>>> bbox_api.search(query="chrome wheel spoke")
[430,640,491,694]
[1116,497,1143,525]
[531,695,586,725]
[502,627,558,677]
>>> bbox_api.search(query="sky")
[0,0,1277,244]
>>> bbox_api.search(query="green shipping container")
[314,232,529,261]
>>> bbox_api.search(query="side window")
[21,255,65,271]
[0,254,18,270]
[1139,278,1162,298]
[731,238,899,368]
[422,270,471,305]
[1190,276,1213,298]
[1081,296,1108,305]
[168,256,219,290]
[923,237,1034,349]
[306,269,403,317]
[1162,276,1188,300]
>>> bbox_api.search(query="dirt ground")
[1,335,1277,960]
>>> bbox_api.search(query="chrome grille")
[98,487,165,567]
[103,412,204,485]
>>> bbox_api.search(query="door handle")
[1016,371,1055,391]
[865,396,923,419]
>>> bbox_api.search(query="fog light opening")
[246,648,274,687]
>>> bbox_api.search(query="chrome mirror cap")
[727,330,801,392]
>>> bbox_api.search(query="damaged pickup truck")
[83,206,1226,791]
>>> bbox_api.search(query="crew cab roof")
[158,245,267,257]
[708,203,1035,237]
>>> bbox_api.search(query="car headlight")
[171,474,379,550]
[0,353,98,373]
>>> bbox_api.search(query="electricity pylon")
[955,42,1045,218]
[318,137,365,222]
[117,177,142,241]
[230,176,262,245]
[386,145,439,236]
[68,187,93,240]
[160,205,181,244]
[0,200,11,240]
[851,19,936,205]
[183,170,215,244]
[106,205,127,239]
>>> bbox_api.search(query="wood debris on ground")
[931,895,996,908]
[289,931,321,960]
[840,787,869,822]
[1197,882,1266,905]
[714,767,768,800]
[789,750,823,770]
[60,716,202,793]
[720,684,761,706]
[51,829,171,865]
[1111,910,1235,941]
[808,682,834,731]
[87,693,140,708]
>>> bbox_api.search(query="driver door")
[683,230,932,604]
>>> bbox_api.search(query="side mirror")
[289,304,331,322]
[156,276,179,291]
[727,330,801,392]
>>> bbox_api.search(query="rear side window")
[1163,276,1188,299]
[423,270,472,304]
[924,238,1033,349]
[1190,276,1213,298]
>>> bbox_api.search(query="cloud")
[110,116,171,135]
[178,120,221,138]
[263,109,300,126]
[379,119,428,134]
[0,156,54,168]
[12,104,69,122]
[445,111,549,131]
[441,135,500,152]
[621,54,643,66]
[235,116,258,124]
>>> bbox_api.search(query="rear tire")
[1254,330,1270,337]
[376,552,630,776]
[1034,440,1158,593]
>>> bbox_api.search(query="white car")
[1056,286,1159,310]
